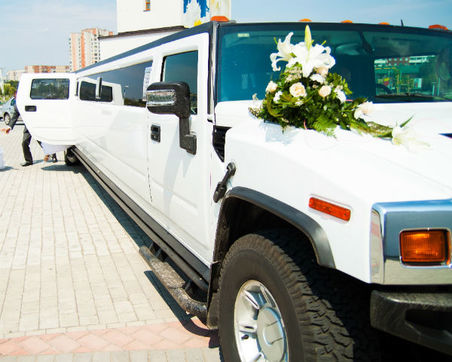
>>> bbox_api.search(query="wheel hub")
[256,307,286,361]
[234,280,288,362]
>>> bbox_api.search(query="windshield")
[217,23,452,103]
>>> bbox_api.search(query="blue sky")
[1,0,451,73]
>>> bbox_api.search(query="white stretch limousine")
[17,21,452,360]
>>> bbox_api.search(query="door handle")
[151,124,161,142]
[25,105,37,112]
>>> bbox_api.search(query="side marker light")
[309,197,351,221]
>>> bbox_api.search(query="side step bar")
[139,246,207,320]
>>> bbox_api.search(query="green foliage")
[3,82,17,97]
[251,63,393,137]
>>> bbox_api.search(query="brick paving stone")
[0,127,220,361]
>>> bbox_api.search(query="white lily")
[335,88,346,103]
[392,126,429,151]
[291,43,336,78]
[270,32,295,71]
[305,25,312,51]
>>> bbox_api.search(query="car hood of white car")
[217,101,452,202]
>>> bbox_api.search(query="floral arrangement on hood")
[250,26,406,138]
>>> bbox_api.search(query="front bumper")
[370,290,452,355]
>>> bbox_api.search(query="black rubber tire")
[4,114,10,126]
[218,229,382,362]
[64,148,80,166]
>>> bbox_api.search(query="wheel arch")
[214,186,335,268]
[206,186,336,327]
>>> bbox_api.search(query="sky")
[0,0,452,73]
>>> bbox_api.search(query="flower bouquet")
[250,26,404,138]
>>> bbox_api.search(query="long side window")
[30,79,70,100]
[79,61,153,107]
[162,51,198,114]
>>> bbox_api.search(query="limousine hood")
[218,100,452,204]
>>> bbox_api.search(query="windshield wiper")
[375,93,451,102]
[404,93,449,100]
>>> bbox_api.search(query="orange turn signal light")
[429,24,448,31]
[211,16,229,22]
[400,230,450,264]
[309,197,351,221]
[341,20,353,23]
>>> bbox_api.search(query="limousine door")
[16,73,78,145]
[146,35,212,264]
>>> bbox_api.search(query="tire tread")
[218,229,381,361]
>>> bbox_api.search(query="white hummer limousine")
[17,21,451,360]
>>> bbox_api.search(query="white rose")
[289,82,307,98]
[274,91,283,103]
[318,85,331,98]
[310,74,325,84]
[354,101,374,119]
[266,81,278,93]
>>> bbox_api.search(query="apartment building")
[69,28,113,71]
[24,65,70,73]
[6,66,69,82]
[6,69,24,82]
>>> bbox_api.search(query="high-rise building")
[69,28,113,71]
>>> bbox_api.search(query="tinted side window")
[80,81,96,101]
[30,79,69,100]
[79,61,153,107]
[163,51,198,114]
[79,81,113,102]
[100,85,113,102]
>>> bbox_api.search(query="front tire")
[218,229,381,361]
[4,114,10,126]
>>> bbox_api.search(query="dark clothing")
[22,127,33,164]
[9,99,34,163]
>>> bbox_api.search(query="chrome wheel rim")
[234,280,288,362]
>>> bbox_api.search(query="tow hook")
[213,162,236,202]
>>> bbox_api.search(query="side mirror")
[146,82,190,119]
[146,82,196,155]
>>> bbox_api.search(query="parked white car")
[17,21,452,360]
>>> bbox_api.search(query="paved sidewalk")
[0,125,220,361]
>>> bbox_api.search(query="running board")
[139,246,207,320]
